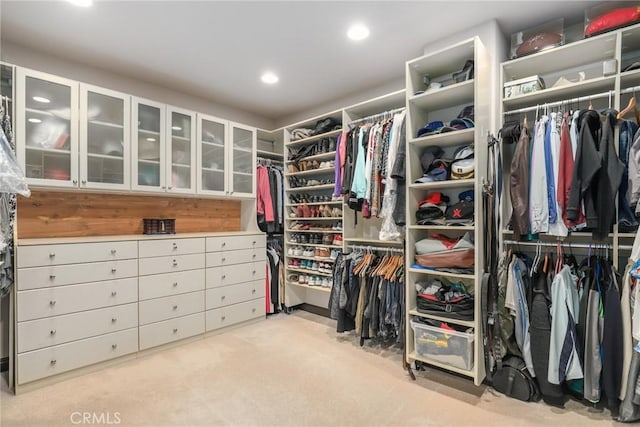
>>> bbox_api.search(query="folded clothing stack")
[415,190,474,226]
[414,144,474,183]
[414,232,475,269]
[290,117,342,141]
[416,105,474,138]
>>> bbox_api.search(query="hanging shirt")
[548,265,583,384]
[530,118,549,234]
[548,113,568,237]
[350,127,368,199]
[506,256,535,376]
[364,123,378,202]
[544,114,558,226]
[256,165,275,222]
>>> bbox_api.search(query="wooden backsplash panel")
[17,191,242,239]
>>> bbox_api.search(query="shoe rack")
[283,111,344,310]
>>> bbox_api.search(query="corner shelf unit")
[499,21,640,269]
[404,37,490,385]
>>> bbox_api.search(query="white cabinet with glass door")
[132,97,165,192]
[196,113,228,196]
[79,84,130,190]
[16,68,79,188]
[167,106,196,194]
[228,122,256,198]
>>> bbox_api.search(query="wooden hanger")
[617,96,638,120]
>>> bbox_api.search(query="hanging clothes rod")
[503,90,614,115]
[349,107,406,125]
[504,239,633,251]
[346,244,404,254]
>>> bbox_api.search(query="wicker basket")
[143,218,176,235]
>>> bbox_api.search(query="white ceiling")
[2,0,595,122]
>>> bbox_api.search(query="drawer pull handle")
[173,282,178,287]
[112,344,118,350]
[111,249,117,255]
[173,328,178,333]
[222,275,226,279]
[221,316,226,321]
[252,270,256,275]
[49,300,56,306]
[173,259,178,266]
[49,252,55,258]
[222,242,226,247]
[252,254,257,259]
[173,242,178,249]
[221,296,225,300]
[173,305,178,310]
[50,329,56,335]
[222,258,226,262]
[252,308,256,313]
[49,275,56,280]
[253,241,257,245]
[112,318,117,323]
[50,359,57,366]
[111,268,117,273]
[111,291,117,297]
[252,289,256,294]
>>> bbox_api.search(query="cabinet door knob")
[168,186,173,190]
[252,254,256,259]
[173,305,178,310]
[222,242,226,247]
[49,300,56,306]
[221,316,226,321]
[50,329,56,335]
[173,259,178,266]
[112,318,117,323]
[110,249,117,255]
[49,252,56,258]
[173,328,178,333]
[173,282,178,287]
[252,270,256,275]
[221,258,226,262]
[162,186,166,190]
[49,275,56,280]
[111,268,117,273]
[172,242,178,249]
[50,359,57,366]
[221,295,225,300]
[252,308,256,313]
[81,180,87,184]
[112,344,118,350]
[111,291,117,297]
[252,289,256,294]
[72,179,78,184]
[252,241,257,245]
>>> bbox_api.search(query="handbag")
[492,356,541,402]
[416,293,474,320]
[498,121,521,145]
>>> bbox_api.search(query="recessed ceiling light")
[33,96,50,104]
[66,0,93,6]
[28,118,42,124]
[172,126,182,131]
[347,23,370,41]
[261,72,279,85]
[146,137,156,142]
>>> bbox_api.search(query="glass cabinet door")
[132,98,165,192]
[197,114,227,195]
[17,69,78,187]
[167,107,196,194]
[229,122,255,197]
[80,84,130,189]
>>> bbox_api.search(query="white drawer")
[138,238,205,258]
[139,291,205,325]
[17,241,137,268]
[17,328,138,384]
[205,298,264,332]
[17,303,138,353]
[138,253,205,276]
[206,234,266,252]
[139,269,205,301]
[139,312,204,350]
[17,278,138,322]
[206,265,264,288]
[206,249,266,267]
[206,281,265,310]
[17,259,138,291]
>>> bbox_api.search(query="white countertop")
[17,231,266,246]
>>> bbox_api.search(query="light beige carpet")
[1,311,613,426]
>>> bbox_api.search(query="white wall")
[2,41,275,131]
[274,76,406,129]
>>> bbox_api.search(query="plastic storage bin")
[410,319,474,371]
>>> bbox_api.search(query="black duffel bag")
[416,293,474,321]
[492,356,541,402]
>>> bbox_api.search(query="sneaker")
[322,278,331,288]
[294,246,303,256]
[303,248,315,257]
[332,234,343,246]
[330,250,339,260]
[288,274,298,284]
[298,274,305,284]
[312,262,319,271]
[287,247,294,256]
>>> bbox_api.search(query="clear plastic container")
[410,319,474,371]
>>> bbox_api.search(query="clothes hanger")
[617,96,637,120]
[588,95,593,110]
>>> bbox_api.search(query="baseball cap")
[449,118,474,130]
[418,192,450,208]
[417,121,445,137]
[453,144,474,160]
[420,146,444,173]
[451,158,474,180]
[414,167,447,183]
[416,205,447,225]
[458,190,474,202]
[457,105,474,121]
[445,200,474,225]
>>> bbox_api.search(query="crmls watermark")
[70,412,121,425]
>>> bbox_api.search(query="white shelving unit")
[404,37,491,386]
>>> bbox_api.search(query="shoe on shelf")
[333,234,343,246]
[330,249,340,260]
[323,234,334,245]
[293,246,303,256]
[312,262,319,271]
[287,247,294,256]
[316,247,330,258]
[288,274,299,284]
